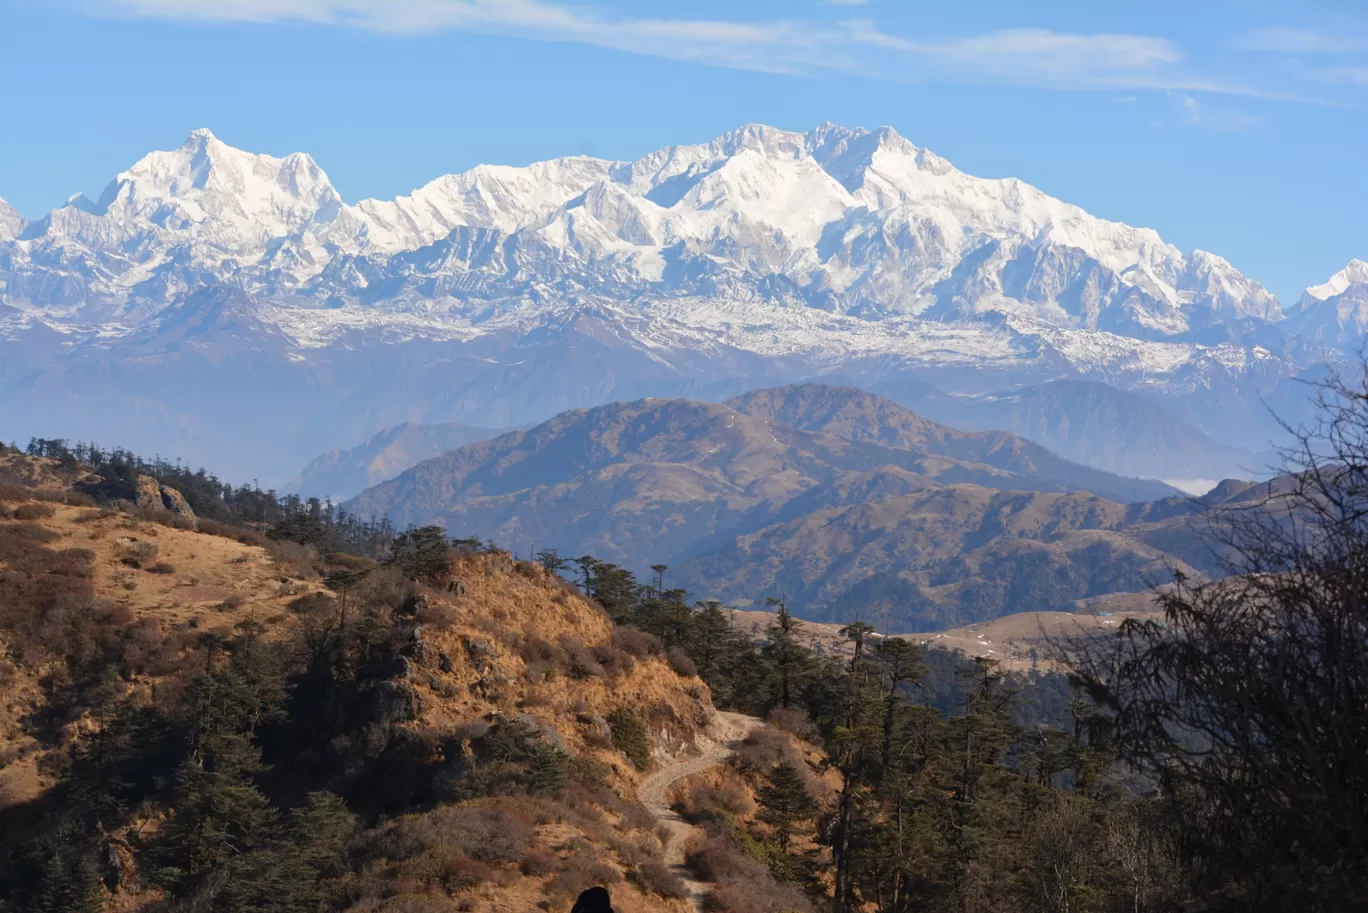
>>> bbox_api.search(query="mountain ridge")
[288,420,508,501]
[0,123,1355,481]
[345,385,1200,629]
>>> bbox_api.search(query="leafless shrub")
[0,483,30,502]
[708,876,815,913]
[197,518,270,547]
[688,831,815,913]
[560,636,605,679]
[524,660,554,683]
[678,779,754,822]
[7,523,59,544]
[519,635,565,667]
[546,848,621,900]
[266,538,318,579]
[735,727,804,773]
[666,646,697,678]
[592,643,636,677]
[688,833,766,883]
[631,860,688,899]
[363,804,535,867]
[766,706,818,741]
[617,799,657,833]
[453,719,492,742]
[521,850,558,876]
[521,688,552,709]
[584,726,615,751]
[613,626,662,658]
[12,503,55,520]
[414,597,458,629]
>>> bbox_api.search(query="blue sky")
[1,0,1365,302]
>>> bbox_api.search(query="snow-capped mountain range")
[0,123,1356,482]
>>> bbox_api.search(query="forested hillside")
[1,396,1361,913]
[0,442,1146,913]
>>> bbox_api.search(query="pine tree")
[757,761,820,851]
[870,637,924,778]
[155,626,285,889]
[388,526,452,584]
[36,849,105,913]
[762,597,815,710]
[690,600,742,701]
[829,620,880,913]
[527,741,571,793]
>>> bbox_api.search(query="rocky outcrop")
[158,485,196,526]
[134,475,162,511]
[133,474,197,528]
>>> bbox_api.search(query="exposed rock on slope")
[133,473,198,526]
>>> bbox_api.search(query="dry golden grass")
[0,451,75,495]
[398,552,715,778]
[0,492,717,913]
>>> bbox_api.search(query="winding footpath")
[638,711,762,911]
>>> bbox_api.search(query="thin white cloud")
[1236,26,1368,53]
[1326,66,1368,86]
[81,0,1304,99]
[1178,94,1261,130]
[844,24,1186,84]
[86,0,859,75]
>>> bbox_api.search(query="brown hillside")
[0,479,725,913]
[346,387,1187,630]
[677,483,1203,629]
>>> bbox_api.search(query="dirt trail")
[638,711,761,911]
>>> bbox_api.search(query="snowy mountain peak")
[711,122,811,160]
[1281,259,1368,346]
[0,122,1344,485]
[0,197,22,241]
[1303,259,1368,304]
[0,121,1300,344]
[83,129,344,250]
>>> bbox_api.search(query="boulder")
[368,680,418,724]
[134,475,162,510]
[133,474,197,528]
[100,841,125,892]
[159,484,197,527]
